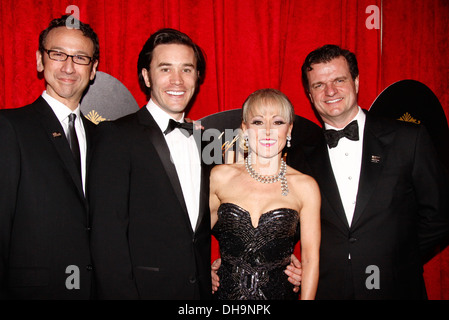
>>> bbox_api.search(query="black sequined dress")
[212,202,300,300]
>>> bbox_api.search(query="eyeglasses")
[44,49,93,65]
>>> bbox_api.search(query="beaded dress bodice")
[212,203,300,300]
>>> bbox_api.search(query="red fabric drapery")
[1,0,448,299]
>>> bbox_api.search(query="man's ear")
[308,91,314,104]
[90,60,99,81]
[141,68,151,88]
[36,50,44,72]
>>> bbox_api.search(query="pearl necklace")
[245,153,289,196]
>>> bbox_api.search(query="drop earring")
[287,136,291,148]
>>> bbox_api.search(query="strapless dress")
[212,202,300,300]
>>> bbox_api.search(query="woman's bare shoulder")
[210,163,244,180]
[287,166,319,191]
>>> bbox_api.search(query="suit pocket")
[8,267,49,287]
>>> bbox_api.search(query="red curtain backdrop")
[1,0,448,299]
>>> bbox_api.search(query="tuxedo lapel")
[351,115,395,228]
[32,97,84,198]
[304,140,350,229]
[194,135,210,233]
[137,108,190,220]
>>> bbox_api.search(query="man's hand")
[285,254,302,293]
[185,117,204,130]
[211,258,221,294]
[213,255,301,294]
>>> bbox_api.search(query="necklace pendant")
[245,153,289,196]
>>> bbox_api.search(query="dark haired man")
[0,15,99,299]
[288,44,449,299]
[89,28,211,299]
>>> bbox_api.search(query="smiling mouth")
[325,97,343,104]
[58,78,77,83]
[166,91,185,96]
[259,139,277,147]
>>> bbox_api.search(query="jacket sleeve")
[0,114,20,299]
[88,121,139,299]
[412,124,449,257]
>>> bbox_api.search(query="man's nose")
[61,57,76,74]
[324,83,337,96]
[170,71,184,85]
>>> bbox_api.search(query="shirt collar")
[146,99,185,133]
[42,90,81,122]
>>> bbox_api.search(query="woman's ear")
[288,123,293,137]
[241,121,247,133]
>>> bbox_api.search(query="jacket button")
[349,237,357,243]
[86,264,93,271]
[189,276,196,284]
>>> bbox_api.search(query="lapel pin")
[371,155,381,163]
[52,132,62,138]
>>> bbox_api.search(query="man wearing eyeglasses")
[0,15,98,299]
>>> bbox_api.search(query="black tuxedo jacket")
[89,107,212,300]
[289,111,449,299]
[0,97,95,299]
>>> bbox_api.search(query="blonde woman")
[210,89,320,300]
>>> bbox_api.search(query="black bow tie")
[324,120,359,148]
[164,119,194,137]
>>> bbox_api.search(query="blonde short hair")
[239,89,294,152]
[242,88,295,125]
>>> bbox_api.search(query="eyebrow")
[49,46,91,56]
[249,113,285,119]
[311,76,348,86]
[156,62,195,68]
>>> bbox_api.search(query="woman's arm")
[209,165,223,229]
[297,176,321,300]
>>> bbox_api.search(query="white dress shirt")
[325,107,366,227]
[147,99,201,229]
[42,91,87,193]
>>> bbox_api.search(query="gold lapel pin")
[371,155,381,163]
[52,132,62,138]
